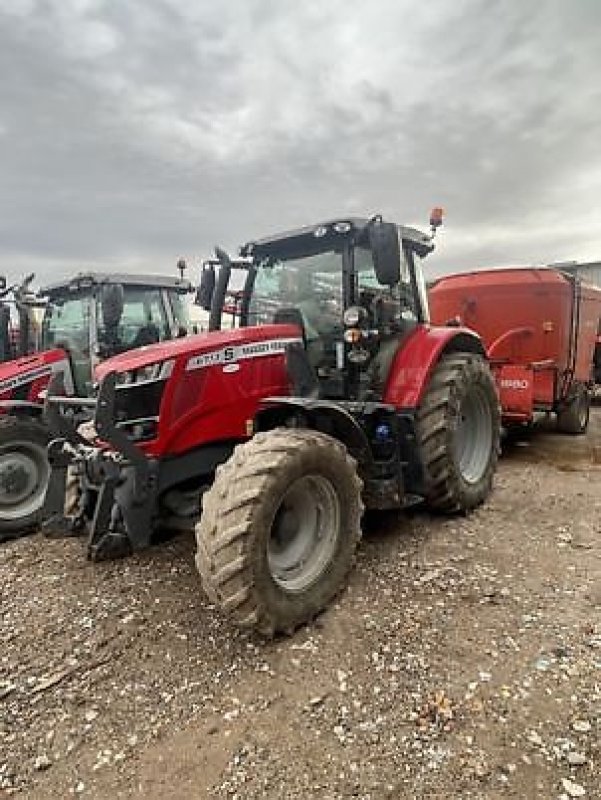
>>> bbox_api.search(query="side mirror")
[196,264,215,311]
[0,276,6,292]
[100,284,124,330]
[368,220,400,286]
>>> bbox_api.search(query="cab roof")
[41,272,191,297]
[240,217,435,261]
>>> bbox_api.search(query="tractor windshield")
[41,296,93,394]
[248,244,423,366]
[248,251,343,365]
[97,287,171,349]
[41,296,91,355]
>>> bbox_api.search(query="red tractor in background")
[43,212,501,636]
[0,271,192,541]
[429,267,601,434]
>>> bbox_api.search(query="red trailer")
[429,267,601,433]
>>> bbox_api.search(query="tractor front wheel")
[416,353,500,513]
[195,428,363,636]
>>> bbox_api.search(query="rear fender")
[256,398,373,469]
[383,326,486,409]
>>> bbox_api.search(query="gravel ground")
[1,412,600,800]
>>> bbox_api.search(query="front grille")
[114,379,167,441]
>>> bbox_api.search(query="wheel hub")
[454,387,494,484]
[0,442,50,520]
[267,474,340,593]
[0,454,38,503]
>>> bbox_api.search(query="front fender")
[383,325,486,409]
[256,397,373,468]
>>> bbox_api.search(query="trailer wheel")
[557,385,590,435]
[196,428,363,637]
[0,415,51,541]
[416,353,500,513]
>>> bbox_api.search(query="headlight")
[343,306,365,327]
[114,360,173,386]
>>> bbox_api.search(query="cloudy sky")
[1,0,600,286]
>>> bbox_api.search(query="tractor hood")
[94,324,302,382]
[0,348,70,397]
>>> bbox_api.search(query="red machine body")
[0,348,72,410]
[429,267,601,424]
[382,324,481,408]
[95,324,302,458]
[96,322,483,458]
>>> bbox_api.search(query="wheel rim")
[0,441,50,520]
[267,474,340,593]
[454,387,493,484]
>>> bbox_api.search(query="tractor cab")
[40,273,192,395]
[200,214,440,401]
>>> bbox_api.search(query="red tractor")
[44,213,500,636]
[0,272,192,540]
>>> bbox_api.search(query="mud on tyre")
[196,428,363,637]
[416,352,500,513]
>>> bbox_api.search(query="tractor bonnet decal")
[185,337,302,372]
[0,365,52,394]
[0,358,73,396]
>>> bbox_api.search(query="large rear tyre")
[556,385,590,435]
[0,416,51,542]
[416,353,500,513]
[196,428,363,637]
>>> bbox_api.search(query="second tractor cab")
[43,211,500,638]
[0,271,192,541]
[40,272,192,396]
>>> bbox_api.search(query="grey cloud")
[0,0,600,286]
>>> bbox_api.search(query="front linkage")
[42,372,159,560]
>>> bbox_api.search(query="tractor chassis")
[42,373,234,559]
[42,373,427,560]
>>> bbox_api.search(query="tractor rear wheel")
[196,428,363,637]
[416,353,500,513]
[0,415,51,541]
[556,385,590,435]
